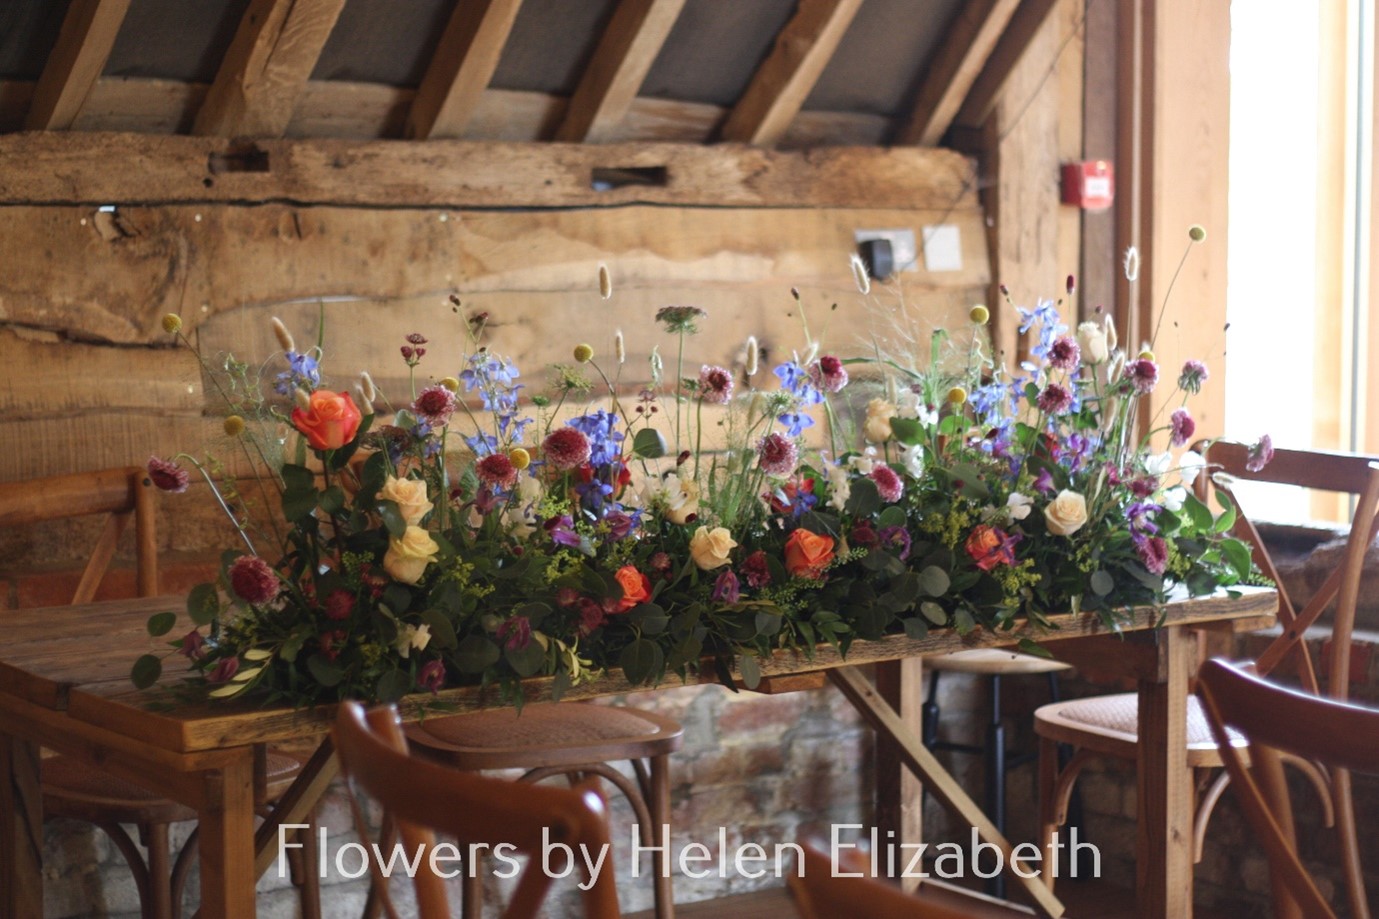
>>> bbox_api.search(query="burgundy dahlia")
[542,427,592,470]
[147,456,190,493]
[228,555,279,605]
[870,464,904,503]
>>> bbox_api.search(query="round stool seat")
[926,648,1072,675]
[1035,692,1244,764]
[43,755,198,825]
[406,702,683,770]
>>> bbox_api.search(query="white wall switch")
[922,224,963,272]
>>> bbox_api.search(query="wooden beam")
[192,0,348,138]
[720,0,864,147]
[0,133,977,210]
[24,0,132,131]
[553,0,688,143]
[953,0,1062,130]
[896,0,1021,146]
[404,0,525,140]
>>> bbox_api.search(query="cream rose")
[863,398,897,444]
[664,476,700,525]
[380,475,433,527]
[383,525,440,584]
[1043,490,1088,536]
[1077,321,1109,364]
[689,526,737,570]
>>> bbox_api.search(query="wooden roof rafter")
[405,0,526,141]
[553,0,689,143]
[193,0,349,138]
[720,0,865,147]
[24,0,132,131]
[953,0,1063,131]
[896,0,1021,146]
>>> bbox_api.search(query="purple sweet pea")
[711,570,741,604]
[179,629,206,661]
[208,657,239,684]
[546,515,582,548]
[417,659,445,694]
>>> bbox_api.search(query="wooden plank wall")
[0,136,988,567]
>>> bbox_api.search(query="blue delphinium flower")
[274,351,321,396]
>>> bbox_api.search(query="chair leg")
[297,816,322,919]
[1036,735,1061,891]
[984,675,1006,899]
[649,754,675,919]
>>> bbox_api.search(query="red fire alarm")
[1060,160,1114,211]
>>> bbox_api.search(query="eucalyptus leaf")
[375,669,411,703]
[739,654,762,691]
[306,655,343,687]
[146,611,177,637]
[1017,638,1054,659]
[377,500,407,538]
[632,428,668,459]
[902,617,929,640]
[419,609,459,649]
[505,640,545,677]
[318,485,347,515]
[186,583,220,626]
[920,601,947,625]
[888,417,925,446]
[1090,570,1115,597]
[131,654,161,689]
[619,639,663,685]
[452,636,501,674]
[918,566,951,597]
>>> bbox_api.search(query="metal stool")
[922,649,1079,898]
[405,702,682,918]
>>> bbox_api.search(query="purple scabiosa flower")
[147,456,190,493]
[1246,434,1274,472]
[1169,408,1196,447]
[1128,476,1159,499]
[178,630,205,660]
[880,525,912,561]
[711,570,741,604]
[1179,359,1210,394]
[870,464,904,503]
[228,555,279,605]
[1125,359,1159,394]
[757,432,799,476]
[741,550,772,589]
[542,427,592,470]
[412,385,456,427]
[1047,336,1081,371]
[1036,383,1074,415]
[808,355,849,393]
[476,452,518,489]
[497,615,532,651]
[1135,535,1169,575]
[698,365,734,404]
[417,659,445,694]
[208,656,240,684]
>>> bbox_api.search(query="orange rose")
[291,390,362,451]
[614,565,652,612]
[784,529,835,579]
[964,524,1019,572]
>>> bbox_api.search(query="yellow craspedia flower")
[946,386,968,404]
[1138,349,1156,362]
[440,376,461,392]
[968,305,990,325]
[161,313,182,334]
[1188,225,1207,242]
[223,415,246,437]
[573,343,594,363]
[509,447,531,470]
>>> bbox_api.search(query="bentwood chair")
[1034,447,1379,914]
[335,702,623,919]
[1198,659,1378,919]
[789,837,1035,919]
[0,467,319,919]
[403,702,682,918]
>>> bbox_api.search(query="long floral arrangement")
[133,244,1264,705]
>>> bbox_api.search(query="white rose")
[379,475,433,527]
[1044,490,1088,536]
[863,398,897,444]
[1179,450,1207,487]
[383,525,440,584]
[1006,492,1033,521]
[689,526,736,570]
[1077,321,1109,364]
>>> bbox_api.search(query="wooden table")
[0,588,1276,918]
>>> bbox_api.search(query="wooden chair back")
[1199,659,1379,919]
[333,702,622,919]
[0,466,157,603]
[1195,441,1379,695]
[789,839,1034,919]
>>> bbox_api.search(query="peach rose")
[383,525,440,585]
[291,390,362,451]
[379,475,433,527]
[863,398,896,444]
[689,526,737,570]
[614,565,652,612]
[784,529,835,579]
[1043,490,1088,536]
